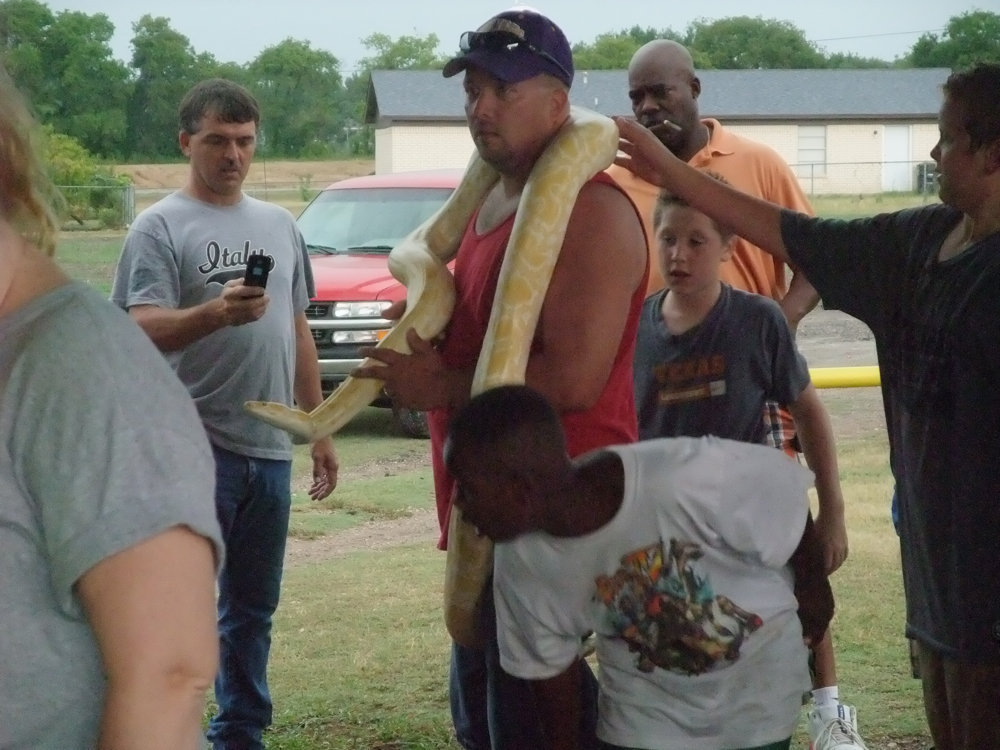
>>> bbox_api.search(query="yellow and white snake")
[245,105,619,645]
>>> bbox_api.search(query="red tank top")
[427,172,648,548]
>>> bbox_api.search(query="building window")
[796,125,827,179]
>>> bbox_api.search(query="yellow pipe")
[809,365,881,389]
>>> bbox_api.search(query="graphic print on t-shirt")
[652,354,726,406]
[198,240,272,286]
[594,538,762,675]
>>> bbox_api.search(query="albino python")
[245,105,619,647]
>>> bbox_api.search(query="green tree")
[45,10,130,158]
[342,71,373,156]
[246,39,344,157]
[42,125,131,227]
[823,52,893,69]
[909,11,1000,68]
[0,0,55,108]
[686,16,825,69]
[573,26,673,70]
[357,32,444,70]
[125,15,209,160]
[2,1,130,158]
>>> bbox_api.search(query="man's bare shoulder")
[573,179,646,231]
[555,180,647,290]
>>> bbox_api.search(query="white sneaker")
[808,703,869,750]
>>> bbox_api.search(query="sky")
[45,0,995,75]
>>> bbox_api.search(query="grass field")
[56,190,935,748]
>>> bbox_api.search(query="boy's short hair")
[178,78,260,135]
[943,62,1000,152]
[653,170,735,240]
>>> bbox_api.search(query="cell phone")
[244,254,272,288]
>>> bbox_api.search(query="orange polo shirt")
[607,118,814,299]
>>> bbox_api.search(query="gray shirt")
[634,284,810,443]
[0,282,222,749]
[111,191,314,459]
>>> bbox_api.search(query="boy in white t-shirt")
[444,385,834,750]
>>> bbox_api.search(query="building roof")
[366,68,951,125]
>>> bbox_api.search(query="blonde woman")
[0,67,222,750]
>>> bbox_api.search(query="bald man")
[607,39,818,327]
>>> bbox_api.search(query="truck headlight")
[332,330,390,344]
[332,301,393,318]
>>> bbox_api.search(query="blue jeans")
[206,445,292,750]
[450,578,599,749]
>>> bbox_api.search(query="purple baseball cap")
[442,9,574,88]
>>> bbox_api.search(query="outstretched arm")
[789,383,848,573]
[614,116,792,266]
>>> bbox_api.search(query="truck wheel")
[392,404,430,439]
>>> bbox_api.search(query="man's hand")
[308,436,338,501]
[219,279,269,326]
[354,328,450,411]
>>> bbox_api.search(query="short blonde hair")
[0,66,61,255]
[652,170,734,241]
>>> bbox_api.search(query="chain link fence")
[57,159,940,231]
[57,184,136,230]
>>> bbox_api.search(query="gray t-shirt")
[111,191,314,459]
[0,282,222,749]
[634,284,810,443]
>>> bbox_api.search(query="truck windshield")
[297,187,454,255]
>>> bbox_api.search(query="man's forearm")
[293,333,326,411]
[129,301,226,352]
[790,387,845,521]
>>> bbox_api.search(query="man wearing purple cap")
[354,7,649,748]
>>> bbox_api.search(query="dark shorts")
[917,640,1000,750]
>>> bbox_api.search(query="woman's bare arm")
[77,526,219,750]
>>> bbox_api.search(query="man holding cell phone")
[111,78,338,750]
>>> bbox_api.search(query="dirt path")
[284,507,439,567]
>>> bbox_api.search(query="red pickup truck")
[296,169,463,437]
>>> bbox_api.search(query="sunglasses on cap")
[458,17,572,84]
